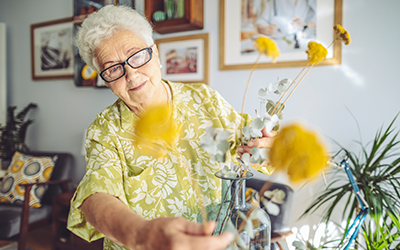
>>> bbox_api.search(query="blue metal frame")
[334,151,369,250]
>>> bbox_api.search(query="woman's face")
[95,30,164,114]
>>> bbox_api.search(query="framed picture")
[72,0,134,88]
[117,0,135,8]
[73,0,134,22]
[72,23,107,88]
[30,17,74,80]
[220,0,343,70]
[155,33,209,85]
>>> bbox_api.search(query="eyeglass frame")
[99,47,153,83]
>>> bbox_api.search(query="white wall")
[1,0,400,239]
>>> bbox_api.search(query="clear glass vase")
[214,170,271,250]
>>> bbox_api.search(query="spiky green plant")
[0,103,37,160]
[360,212,400,250]
[300,114,400,249]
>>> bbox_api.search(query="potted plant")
[0,103,37,163]
[300,114,400,249]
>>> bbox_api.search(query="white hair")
[75,5,154,72]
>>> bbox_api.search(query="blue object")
[335,152,369,250]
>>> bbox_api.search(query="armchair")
[0,151,74,250]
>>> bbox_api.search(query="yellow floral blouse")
[67,81,251,249]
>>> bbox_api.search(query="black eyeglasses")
[99,47,153,83]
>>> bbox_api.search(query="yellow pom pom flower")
[306,41,328,65]
[253,36,280,63]
[333,24,351,45]
[134,103,179,156]
[269,123,329,184]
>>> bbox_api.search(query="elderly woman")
[67,5,275,250]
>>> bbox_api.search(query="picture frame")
[73,0,110,22]
[219,0,343,70]
[72,0,134,88]
[155,33,209,85]
[72,23,107,88]
[73,0,134,23]
[30,17,74,80]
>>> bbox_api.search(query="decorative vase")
[176,0,185,18]
[214,170,271,250]
[165,0,176,19]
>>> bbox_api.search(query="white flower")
[249,147,269,165]
[242,118,264,143]
[276,78,292,94]
[263,114,279,134]
[201,127,231,163]
[262,200,280,216]
[258,83,274,97]
[264,189,286,204]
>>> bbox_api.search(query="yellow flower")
[253,36,280,63]
[306,41,328,65]
[333,24,351,45]
[134,103,179,156]
[269,123,329,184]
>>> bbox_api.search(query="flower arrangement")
[198,24,351,248]
[204,24,351,181]
[134,24,352,249]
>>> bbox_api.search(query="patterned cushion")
[0,152,57,208]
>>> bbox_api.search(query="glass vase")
[215,170,271,250]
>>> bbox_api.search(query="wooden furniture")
[52,191,103,250]
[144,0,203,34]
[0,152,74,250]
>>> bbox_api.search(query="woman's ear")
[151,44,162,66]
[152,43,159,57]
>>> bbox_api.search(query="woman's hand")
[135,217,233,250]
[82,192,233,250]
[237,128,277,157]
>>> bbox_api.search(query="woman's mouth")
[130,81,146,91]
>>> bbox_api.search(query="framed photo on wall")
[30,17,74,80]
[220,0,343,70]
[155,33,209,85]
[72,23,107,88]
[72,0,134,87]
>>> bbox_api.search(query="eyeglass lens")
[100,48,152,82]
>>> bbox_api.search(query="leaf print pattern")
[67,81,253,250]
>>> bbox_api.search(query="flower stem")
[277,64,314,114]
[213,180,234,235]
[240,53,262,145]
[327,40,335,50]
[269,64,308,116]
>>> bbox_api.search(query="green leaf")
[300,112,400,248]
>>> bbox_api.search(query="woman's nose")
[124,64,138,79]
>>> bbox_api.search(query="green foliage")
[360,212,400,250]
[0,103,37,160]
[300,114,400,249]
[266,99,285,117]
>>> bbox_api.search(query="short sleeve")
[199,84,253,162]
[67,115,129,242]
